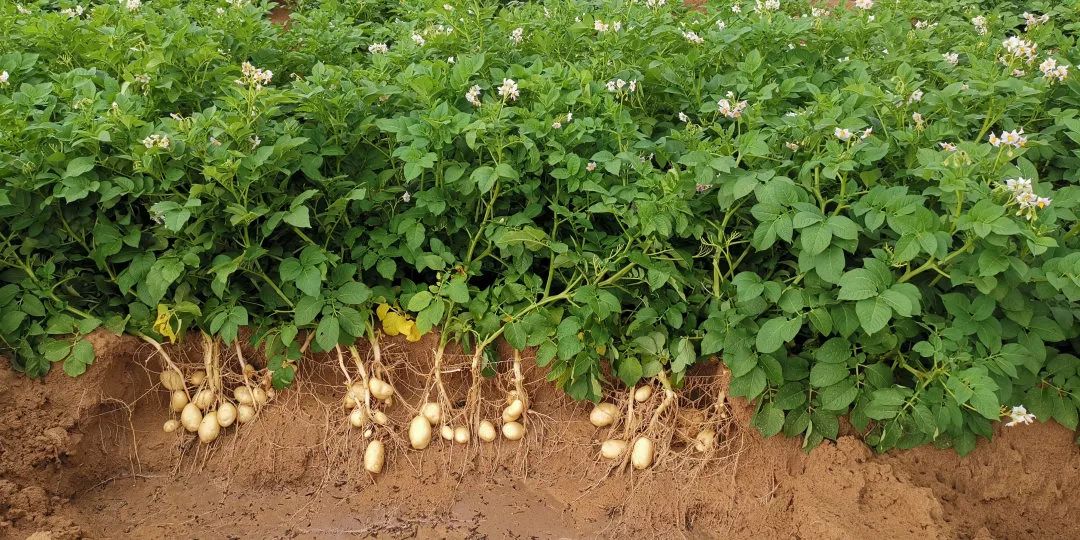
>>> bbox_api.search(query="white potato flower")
[1005,405,1036,426]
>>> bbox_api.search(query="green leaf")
[316,316,340,351]
[472,166,498,194]
[280,324,298,346]
[1054,398,1078,430]
[63,339,95,377]
[535,341,557,367]
[557,334,583,360]
[879,290,913,317]
[407,291,434,312]
[338,306,367,337]
[283,206,311,228]
[143,257,184,305]
[810,362,849,388]
[65,156,95,178]
[376,259,397,280]
[818,378,858,411]
[837,268,879,301]
[671,338,695,373]
[210,306,248,344]
[729,366,768,399]
[800,223,832,255]
[504,320,527,350]
[294,296,323,326]
[756,316,801,353]
[336,282,372,305]
[774,382,808,410]
[416,302,445,334]
[855,297,892,334]
[864,388,907,420]
[753,403,785,437]
[617,356,643,386]
[445,276,470,303]
[295,267,323,297]
[815,338,851,364]
[969,389,1000,420]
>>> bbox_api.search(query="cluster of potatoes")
[408,390,528,452]
[160,370,270,443]
[589,386,653,469]
[588,385,714,469]
[355,384,530,475]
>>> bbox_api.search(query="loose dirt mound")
[2,332,1077,539]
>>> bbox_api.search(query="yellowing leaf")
[596,345,607,355]
[404,320,422,342]
[154,304,178,344]
[376,303,391,321]
[382,312,403,336]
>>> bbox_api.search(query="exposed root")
[423,339,458,442]
[589,368,740,480]
[138,333,189,399]
[462,344,487,438]
[233,341,258,412]
[201,335,224,409]
[616,372,679,475]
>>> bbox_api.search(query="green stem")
[898,240,973,283]
[255,271,294,308]
[465,183,500,265]
[477,289,574,351]
[831,172,848,216]
[598,260,637,287]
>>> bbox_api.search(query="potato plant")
[0,0,1078,459]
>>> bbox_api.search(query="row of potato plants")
[0,0,1078,453]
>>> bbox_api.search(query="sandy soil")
[1,331,1078,540]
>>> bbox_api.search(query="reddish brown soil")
[268,6,291,28]
[2,332,1078,539]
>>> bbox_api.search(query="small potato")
[192,389,215,410]
[350,408,367,428]
[677,408,707,430]
[440,425,454,441]
[364,440,385,474]
[180,403,202,432]
[160,370,185,392]
[236,404,256,424]
[633,385,653,403]
[188,370,206,387]
[420,402,441,425]
[477,420,497,442]
[501,421,524,441]
[217,402,237,428]
[198,411,220,443]
[169,390,189,413]
[453,426,470,444]
[694,429,716,452]
[368,378,394,401]
[409,415,432,450]
[631,437,654,470]
[233,386,254,406]
[163,419,181,433]
[589,403,620,427]
[372,411,389,425]
[502,399,524,423]
[600,439,628,459]
[252,387,268,406]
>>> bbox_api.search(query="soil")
[1,331,1078,540]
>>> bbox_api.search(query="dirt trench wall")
[1,331,1078,539]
